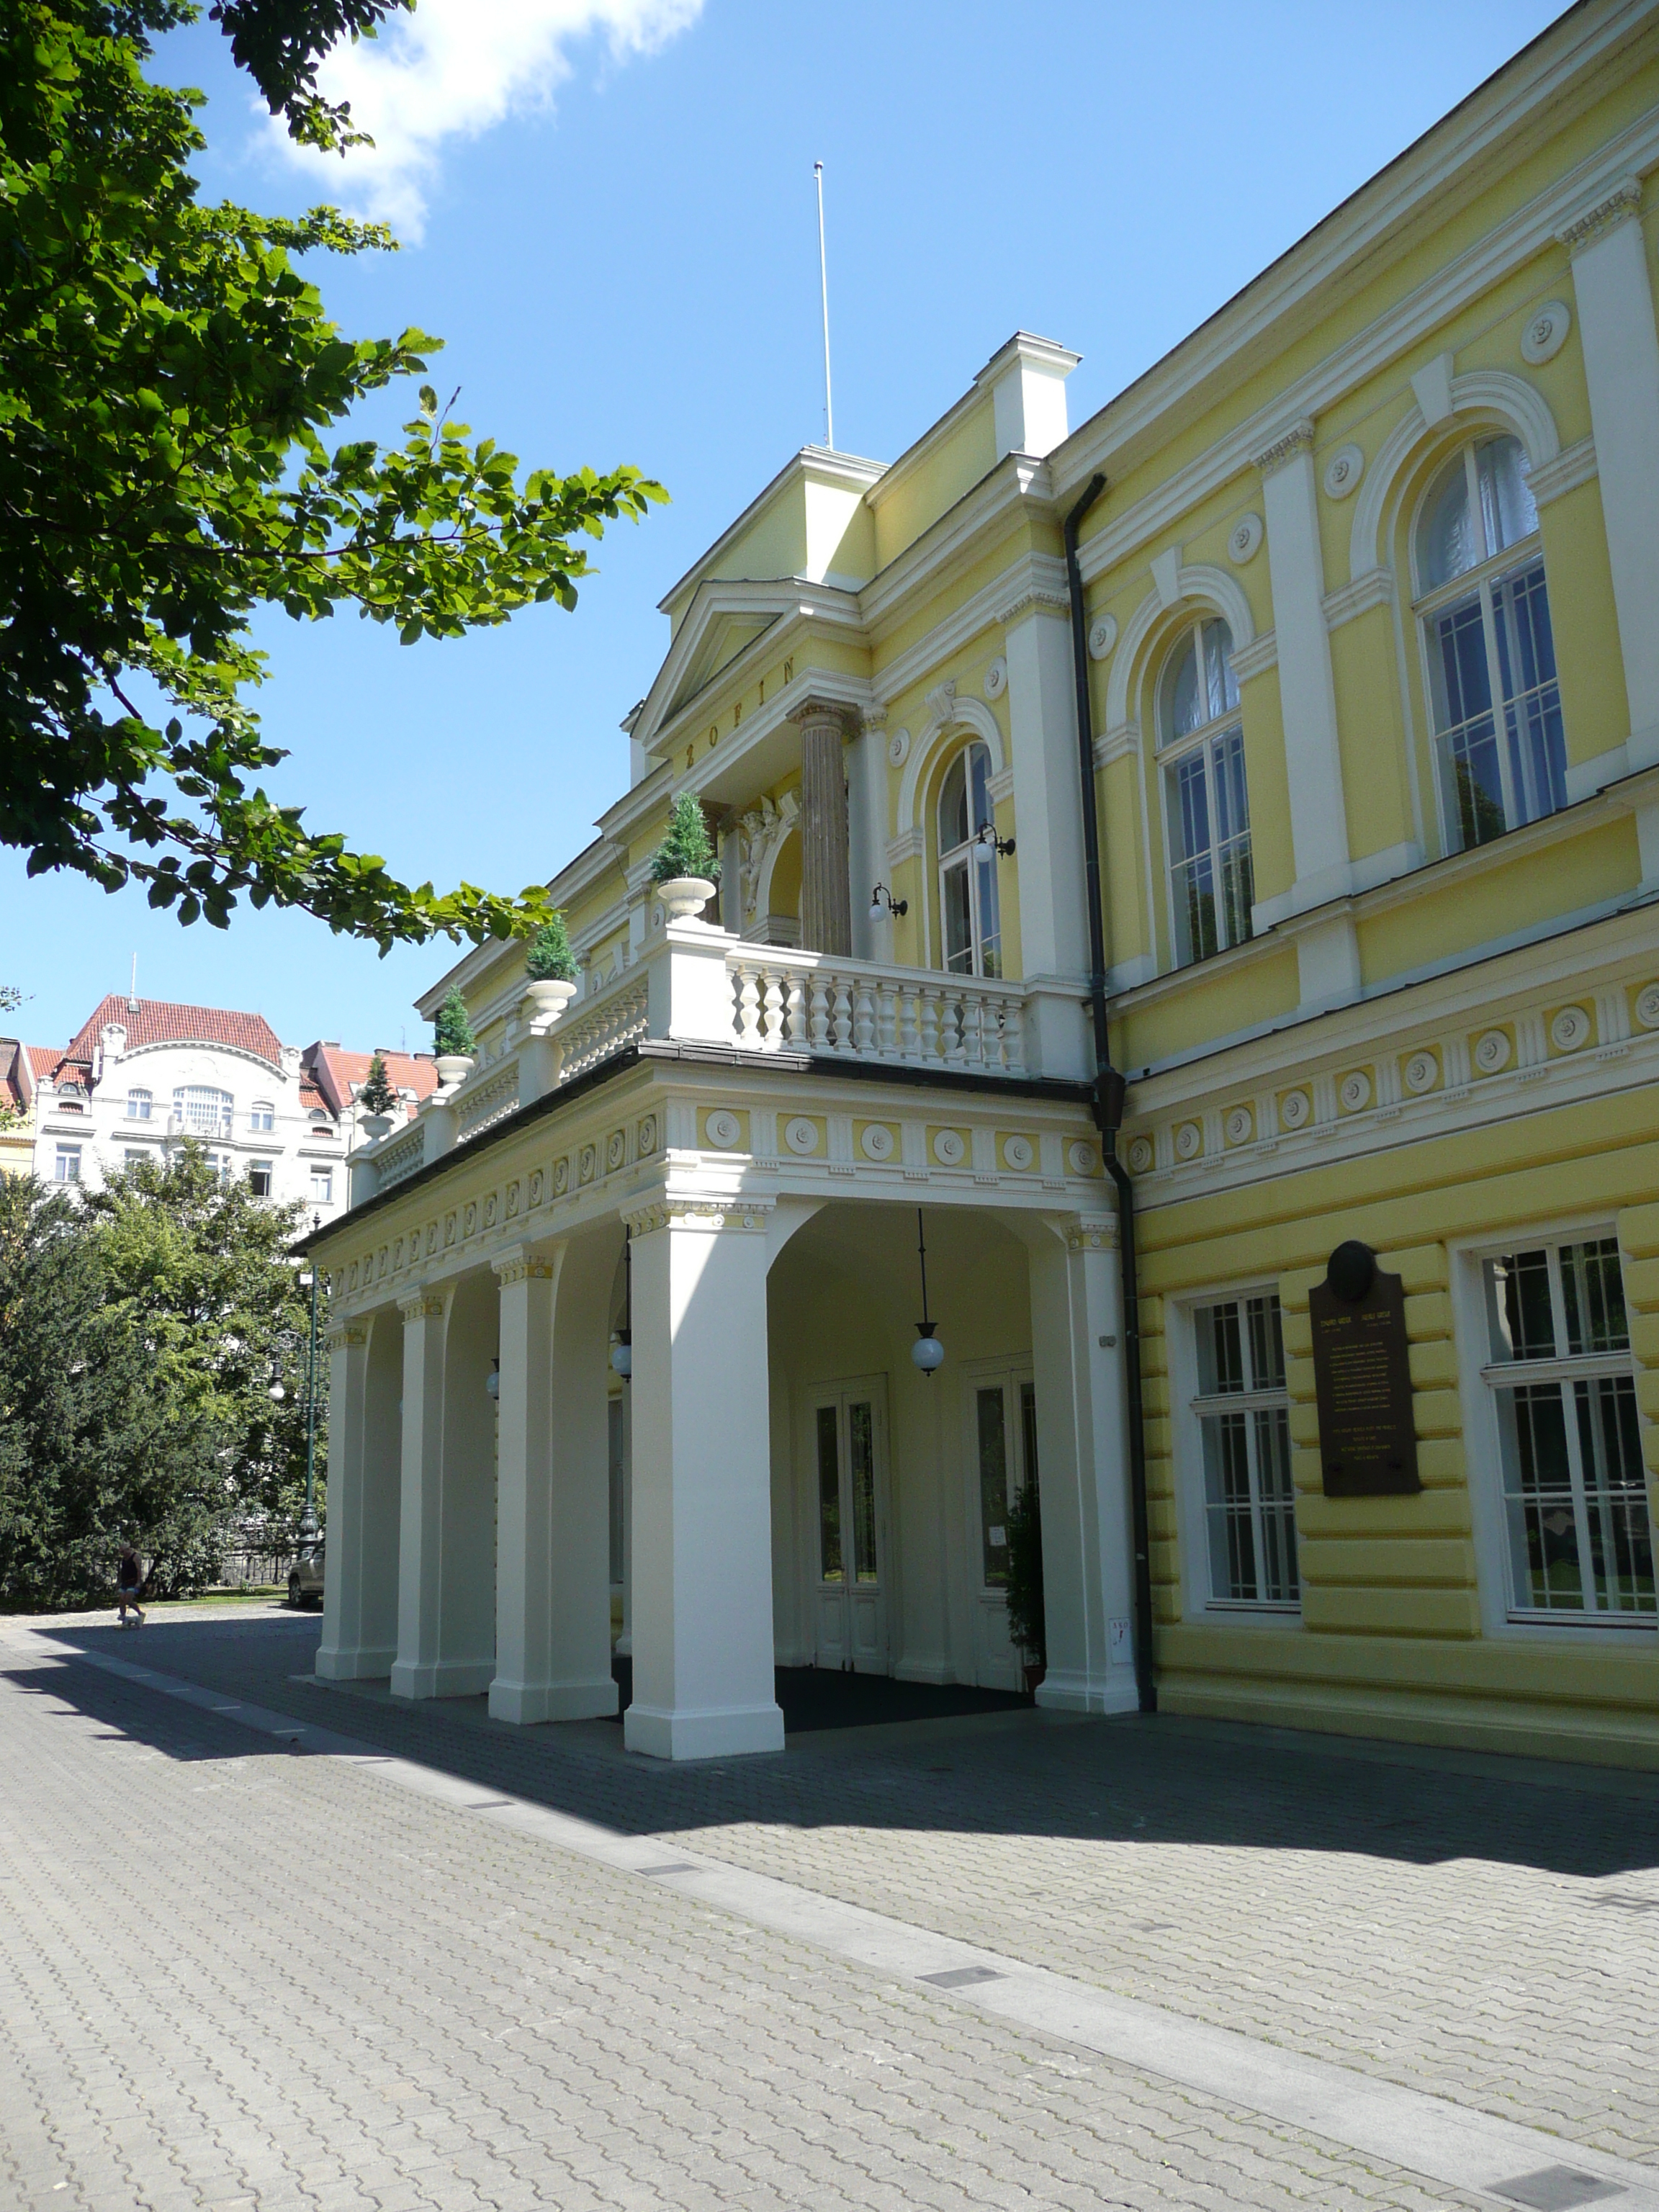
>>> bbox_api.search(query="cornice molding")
[326,1324,367,1350]
[1528,433,1599,505]
[1556,174,1644,251]
[492,1253,556,1283]
[397,1292,446,1320]
[624,1195,775,1238]
[1250,419,1316,477]
[1321,569,1395,632]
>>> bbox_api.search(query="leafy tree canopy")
[1,0,666,950]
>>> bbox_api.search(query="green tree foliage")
[523,909,576,983]
[1,1,667,950]
[0,1146,323,1607]
[356,1050,396,1114]
[1002,1479,1045,1671]
[431,984,475,1057]
[650,792,719,885]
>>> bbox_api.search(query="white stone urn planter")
[656,875,716,922]
[523,977,579,1020]
[433,1053,475,1091]
[360,1112,395,1143]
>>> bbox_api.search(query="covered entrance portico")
[313,1053,1141,1758]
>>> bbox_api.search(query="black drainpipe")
[1064,472,1156,1717]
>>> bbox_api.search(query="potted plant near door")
[432,986,476,1090]
[521,909,580,1018]
[650,791,719,921]
[1004,1479,1046,1696]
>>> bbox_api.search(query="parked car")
[287,1542,325,1610]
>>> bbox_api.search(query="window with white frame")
[173,1084,233,1137]
[125,1087,152,1121]
[937,742,1002,977]
[1159,617,1253,966]
[54,1143,81,1182]
[248,1160,274,1198]
[1415,435,1566,854]
[250,1099,274,1133]
[310,1166,333,1204]
[123,1148,147,1166]
[1190,1292,1299,1609]
[1480,1235,1653,1623]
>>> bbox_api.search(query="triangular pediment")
[634,577,819,758]
[665,608,781,720]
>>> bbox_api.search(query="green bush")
[650,792,719,886]
[1003,1480,1046,1671]
[357,1053,397,1115]
[523,911,577,983]
[432,985,476,1058]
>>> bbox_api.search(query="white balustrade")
[722,946,1029,1076]
[373,1125,426,1191]
[557,974,650,1081]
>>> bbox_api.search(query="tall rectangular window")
[54,1144,81,1183]
[1190,1292,1298,1609]
[248,1161,274,1198]
[1481,1236,1653,1622]
[310,1167,333,1204]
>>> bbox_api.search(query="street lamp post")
[300,1210,320,1541]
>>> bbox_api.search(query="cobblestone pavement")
[1,1611,1654,2211]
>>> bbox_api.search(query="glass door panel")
[809,1380,889,1672]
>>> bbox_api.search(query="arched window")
[125,1087,152,1121]
[250,1099,274,1133]
[1414,435,1565,851]
[173,1084,233,1137]
[1158,618,1252,966]
[937,742,1002,976]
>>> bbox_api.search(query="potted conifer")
[1004,1480,1046,1696]
[432,986,476,1089]
[357,1051,398,1141]
[522,910,580,1019]
[650,792,719,921]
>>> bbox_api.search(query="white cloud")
[270,0,703,239]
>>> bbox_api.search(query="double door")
[810,1376,890,1672]
[963,1360,1038,1689]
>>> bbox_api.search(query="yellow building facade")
[315,1,1659,1766]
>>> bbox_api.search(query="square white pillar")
[317,1313,401,1680]
[1003,599,1092,1080]
[391,1280,496,1700]
[391,1291,448,1699]
[1022,1214,1140,1714]
[315,1323,369,1676]
[1563,184,1659,765]
[1254,422,1353,912]
[624,1199,784,1760]
[848,713,892,964]
[490,1238,619,1725]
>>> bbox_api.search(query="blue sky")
[4,0,1563,1056]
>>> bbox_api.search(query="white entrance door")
[809,1377,890,1673]
[962,1361,1038,1689]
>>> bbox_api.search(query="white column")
[490,1238,618,1724]
[390,1291,448,1699]
[1018,1214,1139,1714]
[624,1197,784,1759]
[1002,595,1092,1079]
[1563,182,1659,766]
[317,1313,402,1679]
[847,711,892,963]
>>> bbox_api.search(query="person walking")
[115,1544,145,1628]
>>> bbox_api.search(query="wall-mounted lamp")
[868,884,908,923]
[485,1358,500,1401]
[911,1208,944,1376]
[975,822,1016,858]
[610,1227,634,1380]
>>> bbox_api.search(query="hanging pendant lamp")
[912,1208,943,1375]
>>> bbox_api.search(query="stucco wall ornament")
[1520,300,1571,365]
[1224,1105,1253,1144]
[1323,444,1364,500]
[859,1123,895,1161]
[1279,1089,1310,1130]
[983,657,1007,701]
[1636,984,1659,1030]
[887,727,911,768]
[1174,1122,1201,1160]
[1087,613,1118,662]
[933,1128,966,1166]
[1339,1071,1372,1112]
[1403,1051,1438,1095]
[1128,1136,1154,1173]
[784,1116,820,1155]
[529,1169,543,1206]
[737,791,801,927]
[706,1109,742,1150]
[1550,1006,1591,1052]
[1227,512,1264,565]
[1002,1133,1034,1171]
[924,678,958,729]
[1068,1140,1098,1176]
[1475,1029,1511,1074]
[552,1158,568,1195]
[607,1130,626,1171]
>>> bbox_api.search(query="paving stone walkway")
[1,1606,1655,2211]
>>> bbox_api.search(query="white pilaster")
[1562,183,1659,767]
[1254,422,1354,915]
[390,1291,448,1699]
[848,712,892,963]
[624,1198,784,1760]
[318,1312,402,1678]
[1019,1215,1139,1715]
[1002,595,1092,1079]
[490,1238,618,1725]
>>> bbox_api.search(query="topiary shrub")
[649,791,719,885]
[1003,1479,1046,1672]
[432,986,475,1058]
[358,1053,397,1115]
[523,910,577,983]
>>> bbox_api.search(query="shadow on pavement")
[11,1611,1659,1884]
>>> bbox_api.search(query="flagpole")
[814,160,834,451]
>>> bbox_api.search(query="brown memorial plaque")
[1308,1240,1421,1497]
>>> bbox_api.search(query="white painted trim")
[894,693,1007,842]
[1529,433,1599,505]
[1103,567,1256,734]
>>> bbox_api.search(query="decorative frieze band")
[1066,1216,1120,1254]
[624,1197,775,1239]
[326,1325,367,1352]
[397,1292,446,1321]
[1250,419,1316,478]
[994,583,1071,626]
[1557,177,1644,253]
[493,1253,557,1285]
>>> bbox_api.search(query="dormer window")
[126,1088,152,1122]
